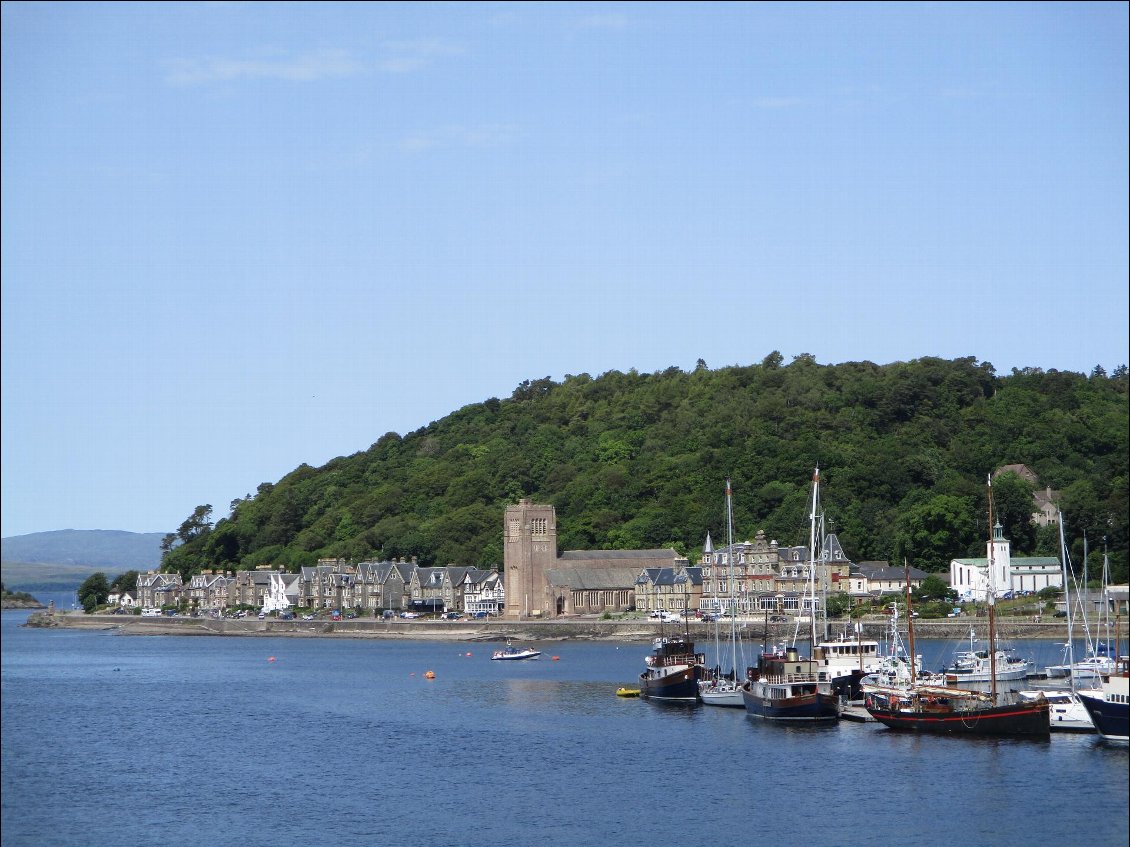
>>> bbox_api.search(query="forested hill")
[161,355,1129,583]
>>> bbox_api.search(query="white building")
[949,522,1062,600]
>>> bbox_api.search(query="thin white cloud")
[164,48,364,85]
[379,38,463,74]
[753,97,805,109]
[397,124,519,154]
[577,13,630,30]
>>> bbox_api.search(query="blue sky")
[2,1,1127,539]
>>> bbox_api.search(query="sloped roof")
[546,567,642,590]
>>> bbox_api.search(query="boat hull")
[1077,692,1129,743]
[741,682,840,722]
[640,665,700,703]
[865,698,1050,736]
[700,681,744,708]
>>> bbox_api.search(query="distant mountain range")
[1,530,164,591]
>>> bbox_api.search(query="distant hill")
[1,530,164,591]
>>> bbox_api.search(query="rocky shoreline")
[25,610,1074,643]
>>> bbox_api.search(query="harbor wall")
[24,611,1079,643]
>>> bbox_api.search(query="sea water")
[2,611,1126,847]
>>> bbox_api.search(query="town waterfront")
[2,609,1127,847]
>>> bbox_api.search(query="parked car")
[441,611,461,620]
[1053,610,1068,618]
[400,611,420,619]
[769,615,787,623]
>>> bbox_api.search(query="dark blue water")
[2,611,1127,847]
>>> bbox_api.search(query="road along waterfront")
[25,610,1082,642]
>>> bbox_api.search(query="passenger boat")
[490,642,541,661]
[864,480,1049,737]
[640,636,706,703]
[741,644,841,722]
[741,469,840,722]
[1077,656,1130,743]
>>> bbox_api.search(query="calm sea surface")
[2,610,1127,847]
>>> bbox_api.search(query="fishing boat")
[865,478,1050,737]
[941,626,1035,685]
[640,636,706,703]
[490,642,541,661]
[1077,656,1129,743]
[700,479,746,708]
[740,469,840,723]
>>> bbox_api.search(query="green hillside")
[159,355,1129,583]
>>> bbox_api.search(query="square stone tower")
[503,500,557,618]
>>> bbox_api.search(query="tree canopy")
[158,356,1129,584]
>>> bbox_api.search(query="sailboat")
[1018,517,1096,732]
[1045,531,1116,685]
[701,479,745,708]
[864,476,1050,736]
[741,468,840,722]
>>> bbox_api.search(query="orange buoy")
[465,652,473,657]
[552,656,560,661]
[267,656,277,663]
[424,670,436,680]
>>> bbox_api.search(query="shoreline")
[24,611,1080,643]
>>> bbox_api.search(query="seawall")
[24,611,1075,643]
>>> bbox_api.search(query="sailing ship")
[701,479,746,708]
[864,477,1050,736]
[741,468,840,722]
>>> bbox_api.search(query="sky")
[2,1,1128,539]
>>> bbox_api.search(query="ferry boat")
[741,645,841,722]
[640,636,706,703]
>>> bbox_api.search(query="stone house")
[136,572,184,609]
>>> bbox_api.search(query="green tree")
[896,495,978,571]
[78,572,109,613]
[914,574,956,602]
[990,472,1037,553]
[110,570,140,594]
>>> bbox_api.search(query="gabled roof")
[546,567,642,590]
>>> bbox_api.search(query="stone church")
[502,499,686,618]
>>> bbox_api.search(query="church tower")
[503,500,557,618]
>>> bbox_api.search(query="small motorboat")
[491,642,541,661]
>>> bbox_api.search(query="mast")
[987,474,998,703]
[725,478,738,677]
[1058,513,1075,693]
[904,559,917,687]
[807,467,820,647]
